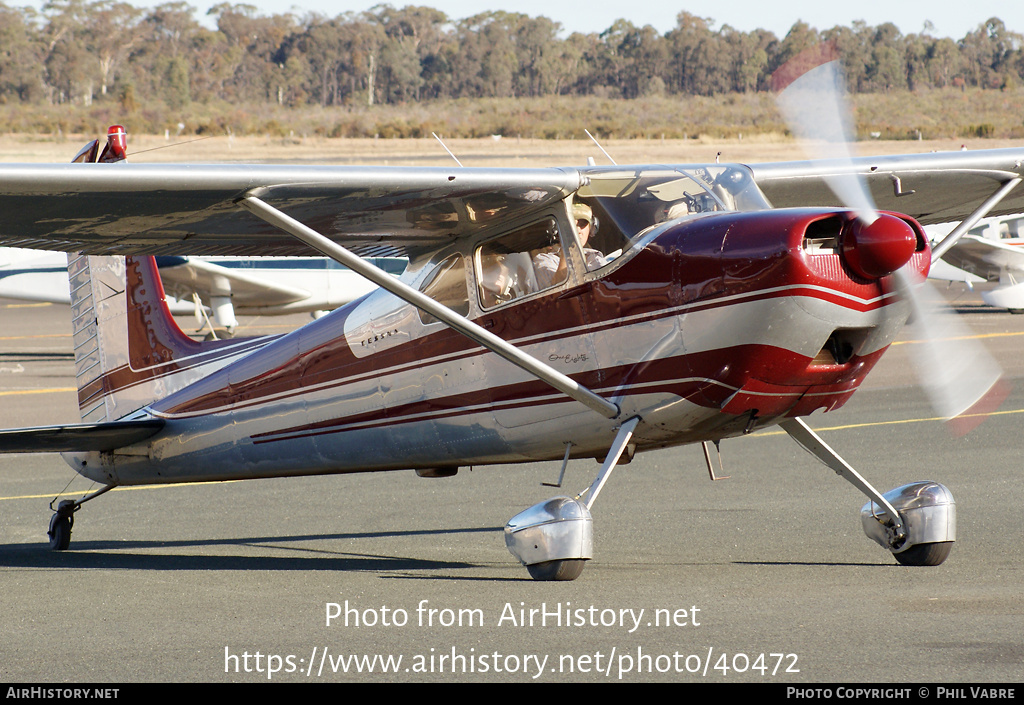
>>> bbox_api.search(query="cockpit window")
[476,217,567,309]
[573,165,770,266]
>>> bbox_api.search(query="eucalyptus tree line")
[0,2,1021,109]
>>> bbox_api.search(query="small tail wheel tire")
[526,559,586,581]
[48,514,72,551]
[893,541,952,566]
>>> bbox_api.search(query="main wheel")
[48,514,72,551]
[893,541,953,566]
[526,559,586,581]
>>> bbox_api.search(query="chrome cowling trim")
[861,481,956,552]
[504,496,593,566]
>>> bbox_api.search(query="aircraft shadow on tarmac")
[0,537,902,576]
[0,526,501,573]
[733,560,899,568]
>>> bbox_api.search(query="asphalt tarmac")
[0,287,1021,684]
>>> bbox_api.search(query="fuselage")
[64,204,930,487]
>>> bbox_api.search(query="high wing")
[751,148,1024,226]
[0,164,581,258]
[2,151,1023,259]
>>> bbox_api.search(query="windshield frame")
[570,164,770,274]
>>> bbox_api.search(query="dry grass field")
[2,131,1022,167]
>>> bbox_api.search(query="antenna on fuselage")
[432,132,463,167]
[584,129,617,165]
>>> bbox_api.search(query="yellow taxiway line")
[0,481,239,504]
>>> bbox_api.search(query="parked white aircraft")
[153,254,406,329]
[0,247,406,330]
[926,214,1024,312]
[0,248,68,304]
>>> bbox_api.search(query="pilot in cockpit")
[534,202,609,288]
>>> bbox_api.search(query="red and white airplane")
[0,53,1019,580]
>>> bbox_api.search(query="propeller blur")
[772,43,1006,428]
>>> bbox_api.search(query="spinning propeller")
[773,44,1005,426]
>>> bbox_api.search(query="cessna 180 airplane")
[0,48,1020,580]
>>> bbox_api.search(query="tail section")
[67,127,274,423]
[70,255,270,422]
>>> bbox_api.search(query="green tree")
[865,23,905,92]
[208,2,296,102]
[769,20,820,76]
[927,36,963,87]
[0,3,45,101]
[85,0,144,97]
[165,54,190,107]
[666,12,715,94]
[42,0,95,103]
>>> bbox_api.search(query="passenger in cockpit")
[656,199,693,223]
[479,254,515,307]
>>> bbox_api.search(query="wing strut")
[930,177,1022,261]
[237,195,621,421]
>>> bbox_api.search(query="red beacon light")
[99,125,127,163]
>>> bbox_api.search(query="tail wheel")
[47,499,77,551]
[48,514,72,551]
[893,541,953,566]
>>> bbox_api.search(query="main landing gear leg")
[505,417,640,581]
[780,418,955,566]
[47,484,117,551]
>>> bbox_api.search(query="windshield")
[573,165,770,262]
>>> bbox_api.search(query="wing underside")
[0,164,582,258]
[751,148,1024,225]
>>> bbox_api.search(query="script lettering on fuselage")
[548,352,590,364]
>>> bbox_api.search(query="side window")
[418,254,469,325]
[476,218,567,309]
